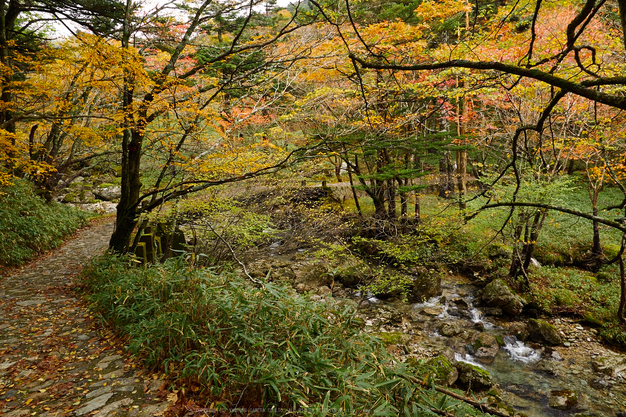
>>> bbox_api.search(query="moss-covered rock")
[527,318,562,346]
[62,192,78,203]
[596,271,612,284]
[425,355,458,387]
[455,362,493,391]
[468,332,500,364]
[377,331,410,346]
[481,279,525,316]
[408,267,441,302]
[335,264,366,287]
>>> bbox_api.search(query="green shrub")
[0,179,90,266]
[147,197,276,266]
[599,323,626,347]
[82,254,490,416]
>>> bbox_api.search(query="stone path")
[0,219,175,416]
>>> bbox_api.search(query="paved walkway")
[0,219,174,416]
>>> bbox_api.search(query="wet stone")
[549,390,578,410]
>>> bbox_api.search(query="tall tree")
[107,0,316,252]
[0,0,124,183]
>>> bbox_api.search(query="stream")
[254,218,626,416]
[353,278,626,417]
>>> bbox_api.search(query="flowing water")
[376,280,626,417]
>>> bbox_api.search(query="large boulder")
[467,332,500,364]
[481,279,525,316]
[455,362,493,391]
[527,319,563,346]
[425,355,458,386]
[408,267,442,302]
[94,185,122,201]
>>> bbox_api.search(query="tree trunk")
[618,0,626,51]
[373,148,388,218]
[387,177,396,220]
[614,234,626,324]
[591,212,603,258]
[109,129,143,253]
[346,155,362,217]
[109,0,143,253]
[457,150,467,209]
[439,153,454,198]
[0,0,17,157]
[510,209,547,292]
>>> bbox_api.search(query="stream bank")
[166,183,626,416]
[235,186,626,417]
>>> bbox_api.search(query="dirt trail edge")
[0,219,175,417]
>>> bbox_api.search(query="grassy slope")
[0,179,91,267]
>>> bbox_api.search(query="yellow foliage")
[415,0,471,23]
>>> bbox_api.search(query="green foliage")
[529,264,624,344]
[151,197,276,266]
[360,267,414,301]
[352,209,469,267]
[82,254,490,416]
[0,179,90,266]
[310,241,373,287]
[599,323,626,347]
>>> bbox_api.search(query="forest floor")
[0,218,176,417]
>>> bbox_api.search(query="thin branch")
[204,221,265,288]
[349,55,626,110]
[468,201,626,233]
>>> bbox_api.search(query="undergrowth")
[0,179,90,266]
[81,254,489,416]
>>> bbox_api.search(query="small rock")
[421,307,443,316]
[439,322,461,337]
[589,377,612,390]
[468,333,499,364]
[591,354,626,377]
